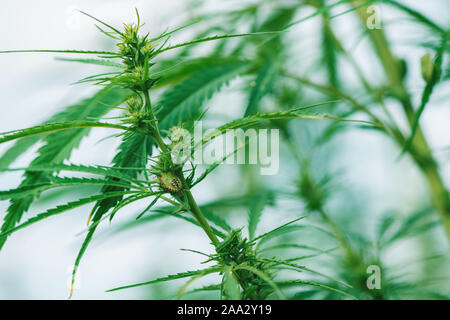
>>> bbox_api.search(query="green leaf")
[248,193,269,240]
[55,57,123,68]
[135,195,162,220]
[289,289,321,300]
[162,210,227,239]
[259,7,297,32]
[242,7,296,117]
[256,224,335,248]
[376,212,396,244]
[0,191,135,238]
[320,6,339,87]
[158,32,283,54]
[402,32,448,154]
[70,133,154,296]
[245,60,279,116]
[185,284,221,296]
[152,57,243,89]
[283,248,338,262]
[107,266,222,292]
[199,103,380,147]
[259,243,331,253]
[0,136,41,168]
[157,59,249,130]
[0,164,140,184]
[384,207,436,245]
[0,121,127,144]
[251,216,307,244]
[0,177,138,200]
[0,87,130,168]
[222,266,241,300]
[381,0,445,34]
[177,267,220,299]
[191,146,242,187]
[233,264,285,299]
[0,49,117,55]
[285,0,351,30]
[108,192,158,222]
[276,280,357,299]
[78,10,123,36]
[261,257,352,288]
[201,208,233,232]
[0,86,131,251]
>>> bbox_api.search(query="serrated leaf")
[245,60,279,116]
[108,192,158,222]
[157,60,249,130]
[261,257,351,288]
[257,224,335,249]
[185,284,221,295]
[70,133,154,296]
[0,49,117,55]
[0,121,126,144]
[242,7,296,117]
[222,266,241,300]
[277,280,356,299]
[376,213,396,244]
[152,57,242,89]
[199,103,380,147]
[0,164,140,184]
[0,191,135,238]
[159,32,282,54]
[233,264,285,299]
[0,86,131,251]
[107,266,222,292]
[135,194,162,220]
[384,207,436,245]
[55,57,123,68]
[0,136,41,168]
[0,87,129,168]
[251,216,307,244]
[248,193,269,240]
[0,177,139,200]
[201,207,233,232]
[259,243,331,253]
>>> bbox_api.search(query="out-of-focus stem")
[352,0,450,240]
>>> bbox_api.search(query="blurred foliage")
[0,0,449,299]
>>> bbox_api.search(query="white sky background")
[0,0,449,299]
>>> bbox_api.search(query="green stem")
[143,90,169,154]
[184,187,220,245]
[352,1,450,240]
[142,89,219,245]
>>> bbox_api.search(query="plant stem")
[142,89,220,245]
[184,187,220,245]
[352,1,450,240]
[143,90,169,154]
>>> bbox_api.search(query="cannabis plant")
[0,0,449,299]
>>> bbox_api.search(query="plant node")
[159,171,183,193]
[213,230,273,300]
